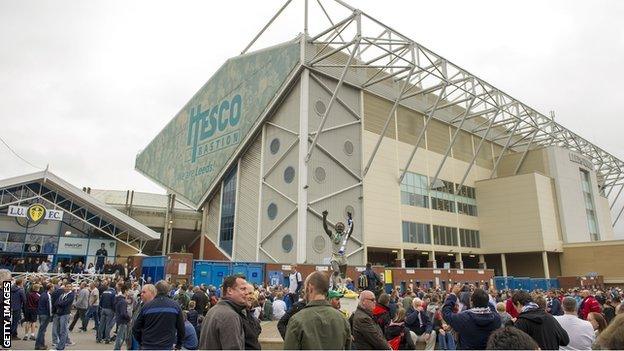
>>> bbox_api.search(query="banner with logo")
[7,204,64,222]
[57,237,89,256]
[135,41,300,207]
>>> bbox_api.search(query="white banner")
[57,237,89,255]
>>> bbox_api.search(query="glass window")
[402,221,430,244]
[580,169,599,241]
[219,166,237,256]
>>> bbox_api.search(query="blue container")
[193,260,265,287]
[193,260,231,288]
[141,256,166,283]
[549,278,560,289]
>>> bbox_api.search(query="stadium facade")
[133,1,624,284]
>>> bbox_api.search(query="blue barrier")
[193,260,265,287]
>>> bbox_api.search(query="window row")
[459,228,481,248]
[402,221,481,248]
[401,171,477,216]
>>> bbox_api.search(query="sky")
[1,0,623,235]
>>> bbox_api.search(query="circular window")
[344,205,355,219]
[269,138,280,155]
[313,235,326,253]
[344,140,354,156]
[283,166,295,184]
[282,234,293,253]
[267,203,278,220]
[314,166,326,183]
[314,100,327,116]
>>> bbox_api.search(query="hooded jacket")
[372,303,392,332]
[10,285,26,311]
[442,294,501,350]
[514,306,569,350]
[384,321,415,350]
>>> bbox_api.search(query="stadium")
[2,0,623,287]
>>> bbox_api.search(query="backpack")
[388,331,404,350]
[358,274,368,289]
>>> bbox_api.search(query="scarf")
[467,306,492,314]
[521,302,539,313]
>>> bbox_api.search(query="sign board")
[456,270,465,274]
[57,237,89,256]
[355,267,366,272]
[406,269,415,274]
[281,265,292,271]
[433,269,441,274]
[135,42,300,207]
[315,266,328,271]
[8,205,64,222]
[178,262,187,275]
[478,270,484,274]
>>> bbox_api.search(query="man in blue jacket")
[97,281,116,343]
[442,283,501,350]
[132,280,185,350]
[10,278,27,339]
[55,282,75,351]
[35,283,54,350]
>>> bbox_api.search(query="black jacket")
[55,291,75,316]
[514,307,569,350]
[132,294,185,350]
[442,294,500,350]
[277,300,306,339]
[191,291,209,315]
[50,287,63,315]
[385,322,415,350]
[242,310,262,350]
[351,306,391,350]
[114,295,131,325]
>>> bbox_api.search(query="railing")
[9,272,117,283]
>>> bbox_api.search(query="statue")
[322,210,354,291]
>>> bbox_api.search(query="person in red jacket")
[578,290,602,320]
[506,296,519,319]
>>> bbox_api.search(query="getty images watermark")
[2,280,11,349]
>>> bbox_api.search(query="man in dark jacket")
[546,290,563,316]
[55,282,75,351]
[97,281,116,343]
[277,298,306,339]
[35,283,53,350]
[364,263,382,295]
[406,297,436,350]
[511,290,569,350]
[351,290,391,350]
[442,284,500,350]
[10,279,26,339]
[114,284,131,350]
[132,280,185,350]
[191,286,209,316]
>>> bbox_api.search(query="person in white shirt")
[37,260,49,273]
[554,297,595,350]
[272,292,287,320]
[288,265,303,304]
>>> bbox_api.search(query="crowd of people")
[1,256,132,276]
[4,262,624,350]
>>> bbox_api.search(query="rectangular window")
[219,166,238,256]
[400,173,430,209]
[433,225,458,247]
[459,228,481,248]
[580,169,600,241]
[402,221,430,244]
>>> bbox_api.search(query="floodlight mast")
[240,0,624,227]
